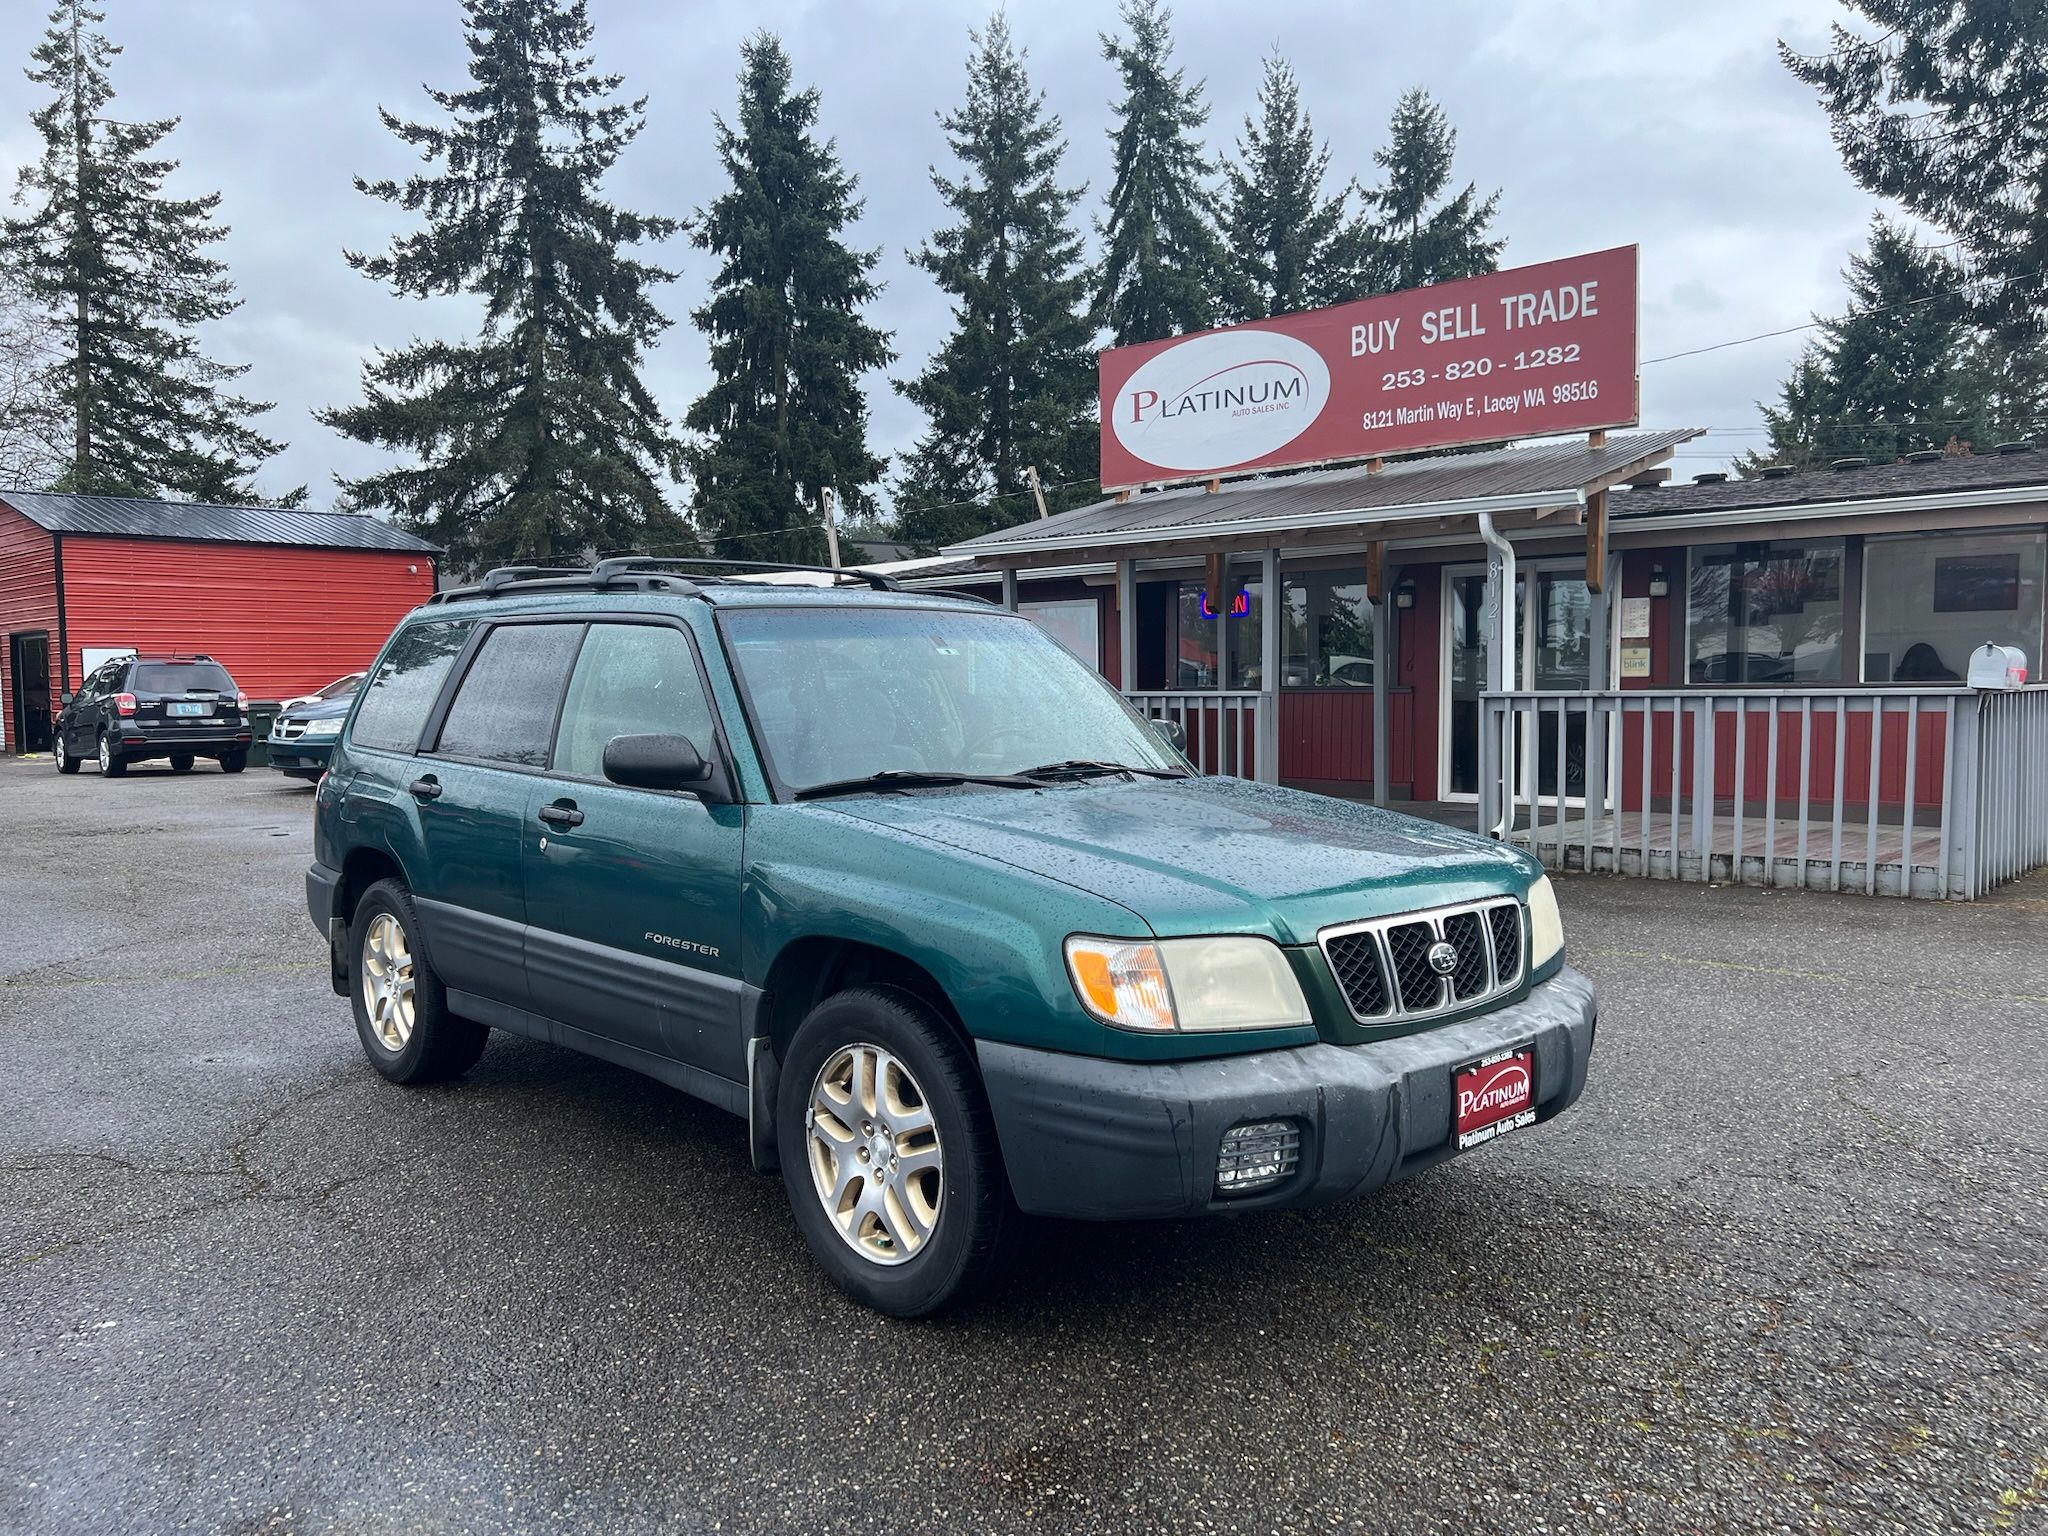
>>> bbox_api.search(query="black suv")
[53,654,254,776]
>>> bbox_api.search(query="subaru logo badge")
[1427,940,1459,977]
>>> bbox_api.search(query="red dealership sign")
[1097,245,1639,489]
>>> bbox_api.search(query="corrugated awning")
[944,429,1700,566]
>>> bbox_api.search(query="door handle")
[538,802,584,828]
[408,776,442,801]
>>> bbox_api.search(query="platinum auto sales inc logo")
[1112,329,1330,473]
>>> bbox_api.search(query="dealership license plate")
[1454,1046,1536,1150]
[169,702,211,717]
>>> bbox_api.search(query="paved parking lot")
[1,752,2043,1535]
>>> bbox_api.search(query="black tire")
[54,736,80,774]
[775,986,1009,1318]
[169,754,195,772]
[98,733,127,777]
[348,878,488,1084]
[219,749,247,774]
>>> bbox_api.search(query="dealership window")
[1862,529,2046,683]
[1686,540,1844,684]
[1168,569,1379,689]
[1019,598,1101,671]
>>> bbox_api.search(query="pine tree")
[684,34,893,564]
[1219,54,1369,320]
[0,267,64,490]
[321,0,686,570]
[893,17,1098,553]
[1096,0,1228,344]
[1739,217,1983,472]
[1,0,292,503]
[1362,88,1503,294]
[1783,2,2048,346]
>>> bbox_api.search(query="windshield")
[317,673,363,699]
[133,662,235,694]
[721,605,1182,794]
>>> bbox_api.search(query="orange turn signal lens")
[1063,937,1175,1031]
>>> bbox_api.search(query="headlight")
[1065,935,1312,1032]
[1527,874,1564,967]
[306,718,342,737]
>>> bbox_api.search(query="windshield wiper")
[794,769,1037,801]
[1013,759,1189,782]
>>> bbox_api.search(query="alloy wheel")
[54,738,66,771]
[805,1042,944,1266]
[360,912,417,1051]
[97,736,110,772]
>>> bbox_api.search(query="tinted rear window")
[133,663,235,694]
[350,621,472,752]
[433,623,583,767]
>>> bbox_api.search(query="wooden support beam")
[1584,489,1608,593]
[1365,541,1387,603]
[1367,457,1384,474]
[1205,551,1226,606]
[1588,428,1607,449]
[1205,477,1221,494]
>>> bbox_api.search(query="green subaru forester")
[306,558,1596,1316]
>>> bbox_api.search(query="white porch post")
[1260,546,1281,784]
[1479,514,1518,839]
[1000,568,1018,612]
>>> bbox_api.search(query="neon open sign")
[1199,589,1250,619]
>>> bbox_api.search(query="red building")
[0,491,438,754]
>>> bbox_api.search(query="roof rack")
[589,555,905,592]
[424,554,906,606]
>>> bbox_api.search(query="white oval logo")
[1111,329,1330,475]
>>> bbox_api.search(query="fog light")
[1215,1119,1301,1195]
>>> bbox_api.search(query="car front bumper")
[268,734,335,779]
[977,966,1597,1220]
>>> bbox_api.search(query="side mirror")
[59,692,74,706]
[603,733,718,795]
[1151,717,1186,754]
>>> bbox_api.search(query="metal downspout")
[1478,511,1516,840]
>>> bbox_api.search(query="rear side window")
[351,621,472,753]
[133,662,235,694]
[434,623,583,767]
[552,623,717,780]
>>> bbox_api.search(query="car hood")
[818,775,1535,943]
[280,694,355,723]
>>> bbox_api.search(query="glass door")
[1442,564,1601,801]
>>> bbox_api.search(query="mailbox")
[1966,643,2029,689]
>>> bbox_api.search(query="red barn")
[0,491,439,754]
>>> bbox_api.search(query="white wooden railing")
[1125,690,1272,782]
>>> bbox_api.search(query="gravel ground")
[0,753,2043,1535]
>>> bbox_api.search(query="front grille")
[1318,897,1525,1024]
[272,720,304,741]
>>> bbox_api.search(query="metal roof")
[942,430,1700,562]
[0,490,440,554]
[1608,447,2048,520]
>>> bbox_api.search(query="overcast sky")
[0,0,1889,510]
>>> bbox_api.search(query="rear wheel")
[55,736,79,775]
[98,733,127,777]
[776,987,1009,1318]
[219,749,247,774]
[349,878,488,1084]
[169,754,195,772]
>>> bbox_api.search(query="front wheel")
[776,987,1010,1318]
[349,878,488,1084]
[98,733,127,777]
[55,736,79,774]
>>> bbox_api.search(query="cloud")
[0,0,1882,505]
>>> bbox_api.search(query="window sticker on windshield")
[929,633,958,655]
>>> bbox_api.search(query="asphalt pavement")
[1,753,2043,1535]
